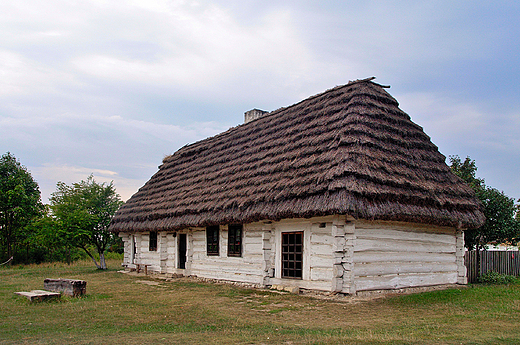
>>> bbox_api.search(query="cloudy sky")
[1,1,519,203]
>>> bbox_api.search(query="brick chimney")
[244,109,269,124]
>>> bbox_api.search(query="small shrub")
[478,271,518,284]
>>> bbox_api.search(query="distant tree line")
[0,152,123,269]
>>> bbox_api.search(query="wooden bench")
[44,278,87,297]
[14,290,61,302]
[136,264,150,275]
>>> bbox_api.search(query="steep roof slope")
[110,78,484,232]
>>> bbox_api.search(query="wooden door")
[178,234,187,269]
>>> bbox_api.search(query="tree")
[27,205,82,264]
[448,155,485,191]
[449,156,520,250]
[464,187,519,251]
[50,175,123,269]
[0,152,43,263]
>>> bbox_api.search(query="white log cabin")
[110,78,484,294]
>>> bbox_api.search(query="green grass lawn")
[1,259,520,344]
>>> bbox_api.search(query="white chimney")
[244,109,269,124]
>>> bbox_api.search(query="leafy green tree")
[464,187,519,250]
[50,175,123,269]
[0,152,44,263]
[449,156,520,250]
[27,205,82,264]
[448,155,485,191]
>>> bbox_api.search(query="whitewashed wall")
[189,224,266,285]
[269,217,336,291]
[159,232,177,274]
[120,232,145,268]
[119,232,178,273]
[119,232,157,271]
[119,232,131,266]
[349,221,461,293]
[118,216,465,294]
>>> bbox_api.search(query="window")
[149,231,157,251]
[206,225,219,256]
[228,224,242,257]
[282,232,303,279]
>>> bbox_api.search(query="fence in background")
[465,250,520,283]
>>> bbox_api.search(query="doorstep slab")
[14,290,61,302]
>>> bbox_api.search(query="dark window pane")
[228,224,243,257]
[149,231,158,251]
[206,226,219,256]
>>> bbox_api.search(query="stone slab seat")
[14,290,61,302]
[44,278,87,297]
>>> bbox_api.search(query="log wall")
[120,232,178,273]
[351,221,460,292]
[189,224,265,285]
[269,217,336,291]
[118,216,464,293]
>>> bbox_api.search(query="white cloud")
[397,91,520,156]
[69,2,312,98]
[0,51,75,97]
[3,110,228,202]
[36,164,118,181]
[397,92,486,137]
[102,115,228,146]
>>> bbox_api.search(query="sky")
[1,1,519,203]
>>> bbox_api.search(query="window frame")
[149,231,158,252]
[281,231,303,279]
[227,224,243,257]
[206,225,220,256]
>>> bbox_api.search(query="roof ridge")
[265,77,388,119]
[347,76,390,88]
[164,78,391,163]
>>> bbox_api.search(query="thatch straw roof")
[110,78,484,233]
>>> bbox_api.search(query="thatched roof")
[110,78,485,233]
